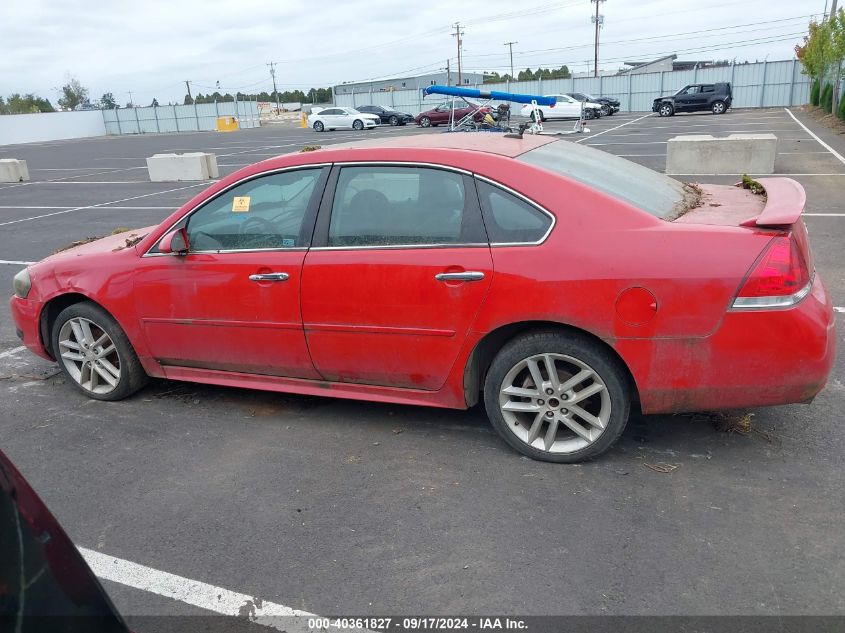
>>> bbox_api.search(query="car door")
[551,95,578,119]
[673,85,699,111]
[432,102,452,124]
[319,108,341,128]
[300,164,493,390]
[133,167,329,378]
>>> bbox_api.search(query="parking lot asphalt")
[1,108,844,624]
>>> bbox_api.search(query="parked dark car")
[652,82,732,116]
[415,100,491,127]
[0,449,129,632]
[356,105,414,126]
[567,92,620,116]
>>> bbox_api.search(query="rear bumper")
[9,295,52,360]
[620,274,836,414]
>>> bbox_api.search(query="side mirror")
[159,227,189,255]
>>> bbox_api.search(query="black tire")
[51,301,148,401]
[711,100,727,115]
[483,330,630,463]
[658,103,674,117]
[584,108,596,120]
[388,115,399,126]
[313,121,324,132]
[352,119,364,131]
[419,116,431,128]
[600,105,611,116]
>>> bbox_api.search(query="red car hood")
[39,226,156,265]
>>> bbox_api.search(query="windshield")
[518,140,687,219]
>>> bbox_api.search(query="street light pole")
[504,41,518,80]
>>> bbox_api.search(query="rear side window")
[328,166,481,247]
[701,85,715,93]
[476,180,552,244]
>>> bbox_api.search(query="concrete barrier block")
[0,159,29,182]
[666,134,777,175]
[146,152,218,182]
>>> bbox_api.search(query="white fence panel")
[103,100,259,135]
[0,110,106,146]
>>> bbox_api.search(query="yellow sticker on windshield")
[232,196,251,212]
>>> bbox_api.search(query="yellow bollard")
[300,111,308,128]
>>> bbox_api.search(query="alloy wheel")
[498,353,611,455]
[58,317,122,395]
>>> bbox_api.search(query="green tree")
[183,94,194,105]
[810,79,821,105]
[100,92,116,109]
[58,77,89,110]
[839,89,845,119]
[821,82,834,112]
[5,93,54,113]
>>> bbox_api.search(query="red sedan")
[414,100,491,127]
[9,134,836,462]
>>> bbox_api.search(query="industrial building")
[334,71,485,96]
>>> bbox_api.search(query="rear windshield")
[517,140,687,219]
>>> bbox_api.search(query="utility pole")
[504,41,518,80]
[591,0,606,78]
[452,22,465,85]
[127,91,134,108]
[184,80,193,102]
[446,59,451,86]
[267,61,281,113]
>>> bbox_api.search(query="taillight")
[731,236,812,309]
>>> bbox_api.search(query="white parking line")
[835,307,845,313]
[0,345,27,358]
[574,112,654,143]
[785,108,845,167]
[804,213,845,216]
[0,183,206,227]
[79,547,314,632]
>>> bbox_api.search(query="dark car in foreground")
[567,92,620,116]
[414,100,491,127]
[653,82,732,116]
[0,449,129,632]
[356,105,414,126]
[9,134,835,463]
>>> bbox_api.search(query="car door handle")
[248,272,289,282]
[435,271,485,282]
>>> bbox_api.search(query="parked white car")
[308,107,380,132]
[519,94,604,121]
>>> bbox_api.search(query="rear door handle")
[248,272,289,282]
[435,271,485,282]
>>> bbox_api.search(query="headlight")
[13,267,31,299]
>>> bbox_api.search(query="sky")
[1,0,822,106]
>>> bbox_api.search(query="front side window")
[328,166,472,247]
[186,169,322,251]
[476,180,552,244]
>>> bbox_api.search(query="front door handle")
[435,271,485,282]
[248,272,289,282]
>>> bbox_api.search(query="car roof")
[312,132,559,158]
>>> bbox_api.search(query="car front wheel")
[484,331,630,463]
[712,100,727,115]
[352,119,364,130]
[388,115,399,126]
[658,103,674,117]
[419,116,431,127]
[52,301,148,401]
[584,108,596,120]
[600,105,611,116]
[313,121,324,132]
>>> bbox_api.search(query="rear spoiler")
[739,178,806,228]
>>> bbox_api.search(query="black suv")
[356,105,414,126]
[652,82,732,116]
[567,92,620,116]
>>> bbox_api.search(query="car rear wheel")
[584,108,596,120]
[712,100,727,115]
[419,116,431,127]
[352,119,364,130]
[313,121,324,132]
[484,331,630,463]
[388,115,399,126]
[52,302,148,401]
[658,103,674,117]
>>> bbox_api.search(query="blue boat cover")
[423,85,556,107]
